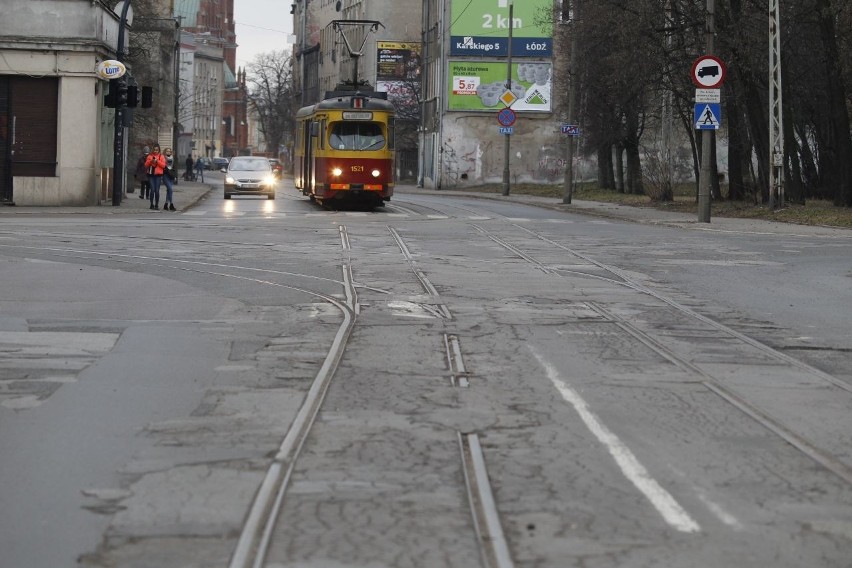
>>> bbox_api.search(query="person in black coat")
[135,146,151,198]
[184,154,194,181]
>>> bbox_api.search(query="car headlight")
[225,176,235,184]
[332,168,343,177]
[371,169,381,178]
[264,176,275,186]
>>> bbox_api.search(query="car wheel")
[267,194,275,200]
[224,193,232,199]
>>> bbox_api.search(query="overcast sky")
[233,0,295,69]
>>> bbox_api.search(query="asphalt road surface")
[1,178,850,568]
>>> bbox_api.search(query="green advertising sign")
[448,61,552,112]
[450,0,553,57]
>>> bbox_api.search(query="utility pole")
[173,15,182,159]
[501,2,513,196]
[562,0,579,204]
[697,0,715,223]
[111,0,132,206]
[768,0,784,209]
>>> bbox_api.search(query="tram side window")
[329,122,385,151]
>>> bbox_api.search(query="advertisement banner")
[450,0,553,57]
[377,41,422,82]
[447,61,552,112]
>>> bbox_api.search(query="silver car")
[224,156,276,200]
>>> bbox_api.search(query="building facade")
[0,0,125,206]
[174,0,248,161]
[420,0,563,190]
[291,0,565,188]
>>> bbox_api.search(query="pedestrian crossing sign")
[695,103,721,130]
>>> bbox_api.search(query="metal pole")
[697,0,714,223]
[111,0,132,206]
[562,0,579,204]
[501,2,513,196]
[300,0,308,105]
[768,0,783,209]
[173,16,181,159]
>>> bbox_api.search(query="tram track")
[468,221,852,486]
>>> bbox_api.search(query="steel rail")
[387,226,452,319]
[459,433,515,568]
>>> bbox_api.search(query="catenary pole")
[768,0,784,209]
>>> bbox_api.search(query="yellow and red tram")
[294,90,395,207]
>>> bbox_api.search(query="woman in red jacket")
[144,144,167,210]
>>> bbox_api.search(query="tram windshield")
[330,122,385,151]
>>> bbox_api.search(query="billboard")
[450,0,553,57]
[377,41,422,82]
[448,61,552,112]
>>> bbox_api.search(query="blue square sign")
[695,103,721,130]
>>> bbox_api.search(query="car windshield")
[329,122,385,151]
[229,158,269,171]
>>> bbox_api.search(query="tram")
[294,90,395,208]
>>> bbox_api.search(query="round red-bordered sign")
[691,55,726,88]
[497,107,516,127]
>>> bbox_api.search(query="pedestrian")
[184,154,194,181]
[195,157,205,183]
[144,144,166,210]
[135,146,151,199]
[161,147,177,211]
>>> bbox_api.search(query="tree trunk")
[614,143,625,193]
[726,95,748,201]
[816,0,852,206]
[795,122,819,198]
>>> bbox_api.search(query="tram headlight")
[371,169,381,178]
[332,167,343,177]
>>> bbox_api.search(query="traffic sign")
[497,108,516,127]
[499,126,514,135]
[500,90,518,107]
[691,55,726,88]
[561,124,580,136]
[695,103,722,130]
[695,89,721,103]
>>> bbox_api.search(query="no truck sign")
[691,55,726,88]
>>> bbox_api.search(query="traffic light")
[104,80,129,108]
[104,82,118,108]
[141,86,153,108]
[126,85,138,108]
[116,81,128,108]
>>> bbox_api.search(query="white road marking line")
[695,489,742,529]
[181,210,206,215]
[529,346,701,534]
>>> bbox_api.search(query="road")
[1,176,850,568]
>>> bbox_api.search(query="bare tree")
[246,50,297,160]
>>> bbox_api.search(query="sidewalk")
[0,179,213,215]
